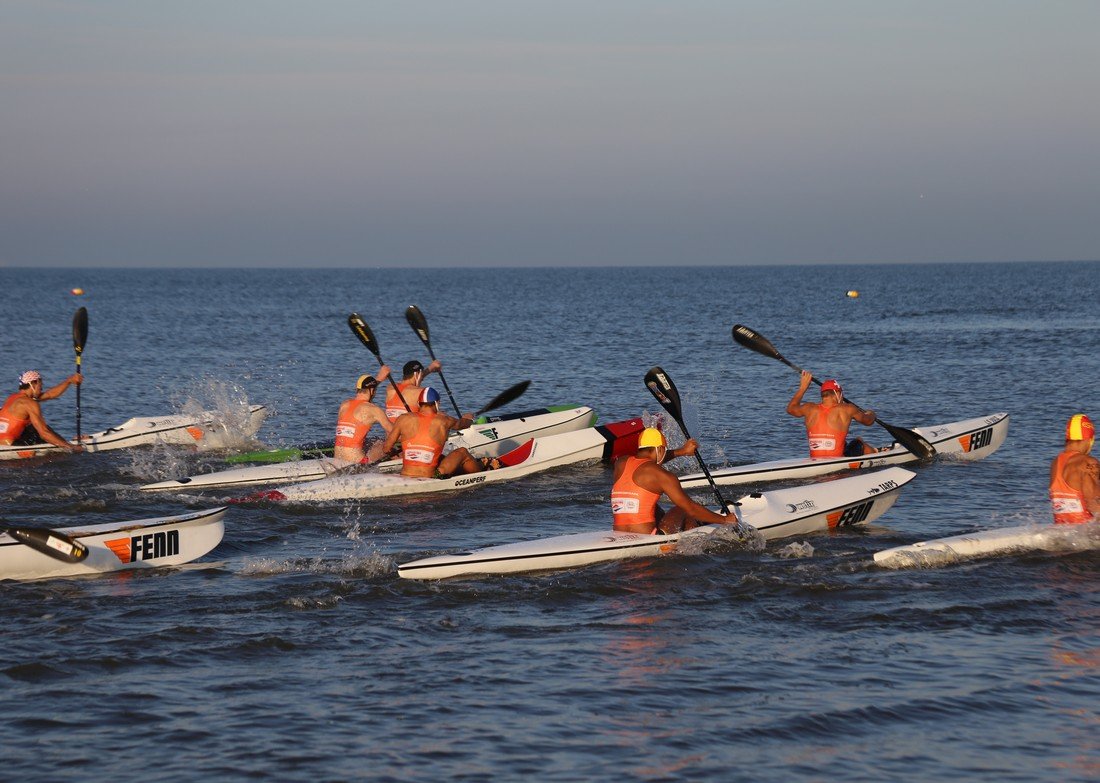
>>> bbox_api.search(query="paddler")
[786,371,877,457]
[385,359,443,422]
[333,367,394,463]
[1049,413,1100,524]
[381,387,496,478]
[0,370,83,453]
[611,427,729,534]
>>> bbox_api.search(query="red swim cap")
[821,379,842,396]
[1066,414,1095,441]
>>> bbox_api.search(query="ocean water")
[1,262,1098,782]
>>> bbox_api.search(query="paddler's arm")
[380,418,404,457]
[660,438,699,464]
[1083,457,1100,517]
[657,470,728,525]
[786,370,814,417]
[27,404,81,453]
[853,408,876,426]
[451,412,475,432]
[38,374,82,401]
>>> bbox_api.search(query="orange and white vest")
[402,411,444,471]
[334,398,372,452]
[611,457,662,531]
[805,403,848,458]
[386,382,415,422]
[0,392,29,444]
[1050,451,1092,524]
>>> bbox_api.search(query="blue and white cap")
[418,386,441,406]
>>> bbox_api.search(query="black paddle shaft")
[644,366,738,521]
[405,305,463,416]
[347,313,411,413]
[72,307,88,441]
[3,524,89,564]
[731,324,936,460]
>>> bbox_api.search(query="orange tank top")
[386,382,415,422]
[806,403,848,458]
[402,411,444,471]
[0,392,29,444]
[334,398,372,451]
[1050,451,1092,524]
[611,457,662,531]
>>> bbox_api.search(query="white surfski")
[679,413,1008,488]
[398,466,916,579]
[0,405,268,461]
[873,520,1100,568]
[253,419,645,503]
[140,405,597,492]
[0,507,227,581]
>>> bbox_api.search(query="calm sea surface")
[1,262,1098,782]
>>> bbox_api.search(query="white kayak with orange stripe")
[873,520,1100,568]
[0,406,268,461]
[398,466,916,579]
[0,507,226,581]
[679,413,1008,489]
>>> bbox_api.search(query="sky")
[2,0,1098,268]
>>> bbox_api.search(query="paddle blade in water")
[8,527,89,564]
[348,313,381,359]
[72,307,88,357]
[406,305,431,347]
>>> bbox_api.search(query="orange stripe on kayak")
[104,537,131,563]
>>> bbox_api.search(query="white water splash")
[775,541,816,559]
[237,549,396,578]
[172,378,267,452]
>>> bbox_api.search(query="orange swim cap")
[1066,414,1095,441]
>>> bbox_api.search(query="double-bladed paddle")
[347,313,411,413]
[2,523,89,564]
[405,305,463,416]
[72,307,88,441]
[644,366,743,532]
[731,324,936,460]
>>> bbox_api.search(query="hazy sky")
[2,1,1098,268]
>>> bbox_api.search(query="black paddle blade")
[731,324,786,362]
[405,305,431,347]
[72,307,88,357]
[879,421,937,460]
[644,366,684,425]
[347,313,381,359]
[475,381,530,416]
[7,527,89,564]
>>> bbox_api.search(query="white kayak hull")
[680,412,1008,488]
[398,466,916,579]
[140,405,597,492]
[873,520,1100,568]
[0,507,227,581]
[0,405,268,461]
[260,419,644,503]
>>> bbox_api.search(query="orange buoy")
[71,288,85,296]
[846,290,859,298]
